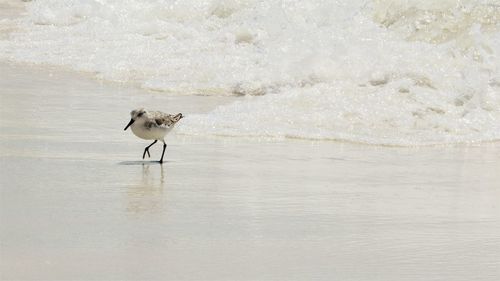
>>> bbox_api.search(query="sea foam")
[1,0,499,145]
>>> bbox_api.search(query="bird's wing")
[145,112,183,129]
[154,116,174,128]
[143,119,164,129]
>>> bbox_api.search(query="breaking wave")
[1,0,499,145]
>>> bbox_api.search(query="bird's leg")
[142,140,157,159]
[159,141,167,164]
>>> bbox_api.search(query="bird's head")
[124,108,147,130]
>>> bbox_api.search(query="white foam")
[1,0,499,145]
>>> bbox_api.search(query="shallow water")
[1,63,500,280]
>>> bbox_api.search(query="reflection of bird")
[124,108,183,163]
[126,164,166,214]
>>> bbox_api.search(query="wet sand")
[1,62,500,281]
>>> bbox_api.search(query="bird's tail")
[173,113,183,122]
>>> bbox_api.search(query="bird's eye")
[137,112,143,117]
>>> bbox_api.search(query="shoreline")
[3,60,500,147]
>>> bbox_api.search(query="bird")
[124,108,183,164]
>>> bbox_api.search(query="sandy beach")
[1,62,499,280]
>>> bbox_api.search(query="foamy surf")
[0,0,499,145]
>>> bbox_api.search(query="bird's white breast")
[131,122,170,140]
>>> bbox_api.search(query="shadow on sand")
[118,160,173,165]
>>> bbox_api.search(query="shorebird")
[124,108,183,164]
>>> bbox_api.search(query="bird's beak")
[124,119,134,131]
